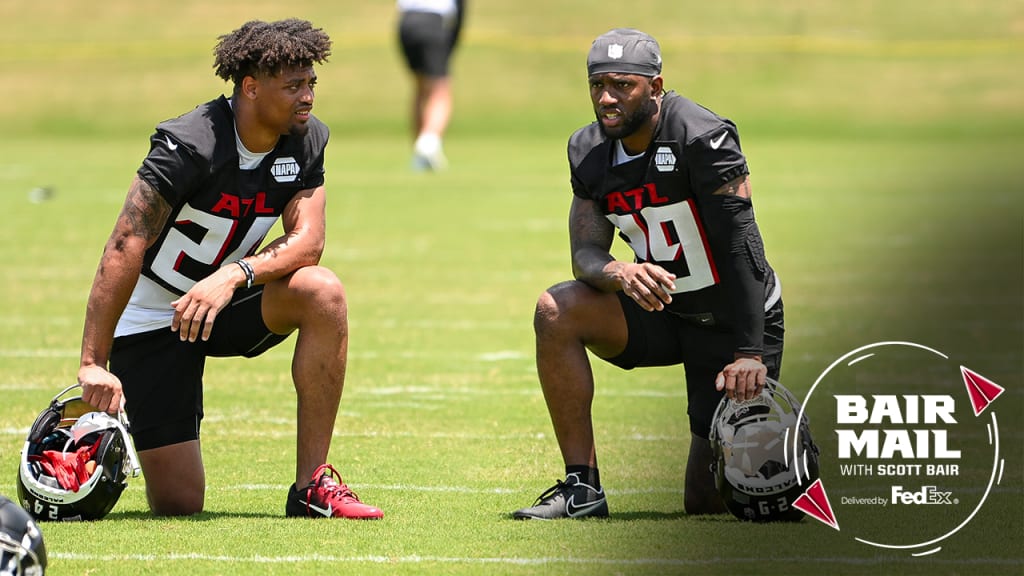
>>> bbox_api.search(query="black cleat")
[513,473,609,520]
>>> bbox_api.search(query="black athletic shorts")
[398,11,459,77]
[109,286,290,451]
[605,293,785,439]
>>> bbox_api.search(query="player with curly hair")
[77,19,383,519]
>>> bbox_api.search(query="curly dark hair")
[213,19,332,88]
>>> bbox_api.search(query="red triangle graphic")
[961,366,1006,417]
[793,479,839,531]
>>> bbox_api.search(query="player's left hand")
[171,266,239,342]
[715,356,767,402]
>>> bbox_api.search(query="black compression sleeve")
[702,194,767,355]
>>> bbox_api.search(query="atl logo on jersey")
[604,183,671,214]
[210,192,276,218]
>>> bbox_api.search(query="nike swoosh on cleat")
[710,131,727,150]
[300,500,333,517]
[565,494,606,518]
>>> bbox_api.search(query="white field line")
[215,483,1019,497]
[0,348,530,360]
[0,348,80,358]
[0,425,686,443]
[0,317,75,325]
[0,318,519,329]
[355,385,683,398]
[0,480,681,497]
[2,479,1014,500]
[0,345,880,366]
[1,470,1010,498]
[0,335,519,357]
[0,382,686,399]
[48,551,1024,568]
[214,484,682,496]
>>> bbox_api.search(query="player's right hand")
[618,262,676,312]
[171,264,240,343]
[78,364,124,415]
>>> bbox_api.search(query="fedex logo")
[891,485,954,505]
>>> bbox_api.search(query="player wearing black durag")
[513,28,783,519]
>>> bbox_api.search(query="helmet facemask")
[710,379,820,522]
[0,495,46,576]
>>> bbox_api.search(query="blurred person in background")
[513,28,784,520]
[397,0,465,171]
[76,19,383,520]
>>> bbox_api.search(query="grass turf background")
[0,1,1021,574]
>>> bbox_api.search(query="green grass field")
[1,1,1021,574]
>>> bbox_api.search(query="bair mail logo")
[790,341,1007,556]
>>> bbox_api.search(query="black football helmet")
[710,378,819,522]
[0,494,45,576]
[16,385,140,522]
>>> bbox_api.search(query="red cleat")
[285,464,383,519]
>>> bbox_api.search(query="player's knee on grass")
[139,441,206,516]
[148,488,204,517]
[145,474,205,517]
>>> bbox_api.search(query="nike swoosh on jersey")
[165,136,179,151]
[565,494,606,517]
[710,132,728,150]
[300,500,333,517]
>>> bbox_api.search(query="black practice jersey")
[568,91,778,355]
[116,95,328,337]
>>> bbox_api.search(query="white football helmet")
[710,378,819,522]
[0,495,45,576]
[16,385,140,522]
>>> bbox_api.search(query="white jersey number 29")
[606,199,717,293]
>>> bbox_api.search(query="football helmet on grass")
[17,385,140,522]
[710,378,819,522]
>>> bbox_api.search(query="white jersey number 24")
[150,204,277,293]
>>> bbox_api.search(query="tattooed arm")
[568,195,616,289]
[569,196,677,312]
[711,173,752,199]
[79,175,171,413]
